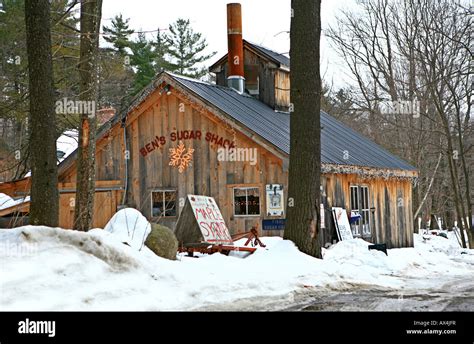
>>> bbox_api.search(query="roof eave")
[321,163,418,179]
[209,40,290,72]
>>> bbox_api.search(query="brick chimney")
[226,3,245,93]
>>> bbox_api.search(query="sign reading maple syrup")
[139,130,235,158]
[188,195,233,244]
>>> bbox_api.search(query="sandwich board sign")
[332,207,354,241]
[175,195,233,245]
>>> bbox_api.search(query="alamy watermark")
[0,241,38,257]
[380,99,420,118]
[18,318,55,338]
[55,98,96,117]
[217,147,257,166]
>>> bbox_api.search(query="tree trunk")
[455,106,473,246]
[284,0,322,258]
[24,0,59,226]
[414,152,442,221]
[74,0,102,231]
[445,134,467,248]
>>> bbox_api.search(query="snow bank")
[0,226,473,310]
[322,234,473,289]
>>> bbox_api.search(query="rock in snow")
[104,208,151,251]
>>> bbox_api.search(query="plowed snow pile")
[1,226,472,310]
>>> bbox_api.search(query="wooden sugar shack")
[0,3,417,248]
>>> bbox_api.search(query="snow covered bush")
[104,208,151,251]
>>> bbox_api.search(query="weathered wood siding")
[274,69,290,112]
[121,88,288,236]
[0,181,123,229]
[59,123,125,184]
[322,173,414,248]
[214,47,280,110]
[52,80,414,248]
[58,189,122,229]
[115,87,414,247]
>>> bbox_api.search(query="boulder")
[145,223,178,260]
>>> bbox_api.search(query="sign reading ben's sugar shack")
[140,130,235,157]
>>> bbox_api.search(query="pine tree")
[165,18,216,78]
[51,0,81,133]
[100,15,134,111]
[74,0,103,231]
[1,0,30,179]
[153,29,172,73]
[103,13,134,56]
[24,0,59,226]
[98,48,134,111]
[1,0,83,182]
[130,32,156,95]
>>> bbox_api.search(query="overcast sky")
[102,0,357,88]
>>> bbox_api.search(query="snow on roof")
[0,193,16,209]
[0,193,30,211]
[56,130,79,163]
[24,130,78,178]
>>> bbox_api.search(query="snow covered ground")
[0,226,473,311]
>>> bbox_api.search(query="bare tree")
[327,0,472,245]
[284,0,322,258]
[74,0,103,231]
[24,0,59,226]
[415,0,472,246]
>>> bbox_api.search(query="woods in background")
[0,0,471,236]
[326,0,473,246]
[0,1,215,179]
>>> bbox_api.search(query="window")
[350,185,371,237]
[151,190,177,218]
[233,187,260,216]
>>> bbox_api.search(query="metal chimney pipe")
[227,3,245,93]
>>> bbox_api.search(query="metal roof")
[209,40,290,71]
[58,71,417,174]
[245,41,290,68]
[172,74,416,171]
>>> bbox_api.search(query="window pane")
[152,192,164,217]
[234,188,247,215]
[152,191,177,217]
[164,191,177,217]
[350,186,358,210]
[234,187,260,215]
[350,187,354,209]
[247,188,260,215]
[350,186,361,236]
[354,187,359,210]
[362,187,369,209]
[362,210,370,234]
